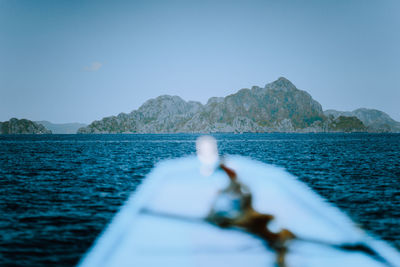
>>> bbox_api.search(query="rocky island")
[0,118,52,134]
[324,108,400,133]
[78,77,398,134]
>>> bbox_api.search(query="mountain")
[78,77,367,134]
[36,121,87,134]
[0,118,52,134]
[324,109,400,133]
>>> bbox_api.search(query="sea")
[0,133,399,266]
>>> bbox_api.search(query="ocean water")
[0,133,399,266]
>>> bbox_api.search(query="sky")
[1,0,399,123]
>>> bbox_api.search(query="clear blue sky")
[1,0,399,123]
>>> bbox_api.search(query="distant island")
[324,109,400,133]
[77,77,400,134]
[0,119,88,134]
[0,118,52,134]
[35,121,87,134]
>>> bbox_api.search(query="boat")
[78,136,400,267]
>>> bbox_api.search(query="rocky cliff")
[78,77,369,133]
[0,118,52,134]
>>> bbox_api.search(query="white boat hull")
[78,156,400,267]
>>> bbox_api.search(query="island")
[0,118,52,134]
[77,77,400,134]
